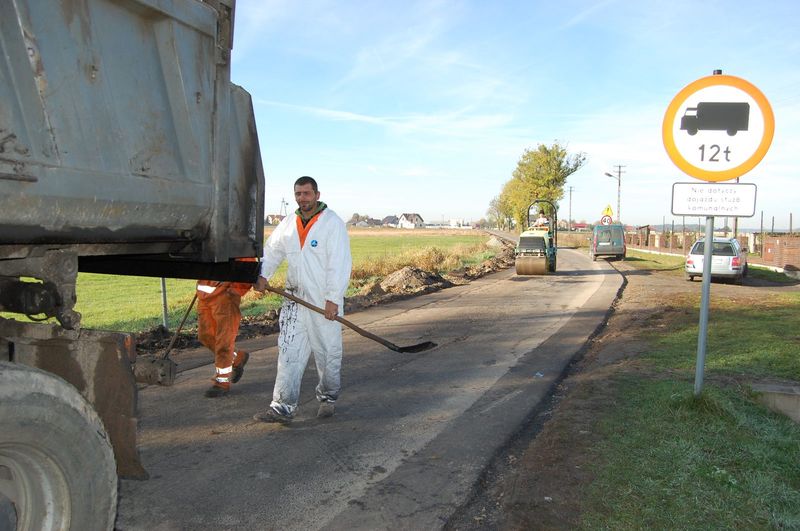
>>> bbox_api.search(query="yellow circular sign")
[662,74,774,182]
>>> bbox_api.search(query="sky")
[229,0,800,229]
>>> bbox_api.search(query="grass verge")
[749,265,799,284]
[582,377,800,529]
[623,249,685,272]
[575,262,800,528]
[645,292,800,379]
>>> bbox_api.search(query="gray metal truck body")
[0,0,264,327]
[0,2,264,528]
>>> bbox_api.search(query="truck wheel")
[0,362,117,531]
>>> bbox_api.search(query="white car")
[685,238,748,284]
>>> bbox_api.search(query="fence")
[625,228,800,277]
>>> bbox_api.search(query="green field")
[25,229,492,333]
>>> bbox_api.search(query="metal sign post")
[694,216,714,395]
[160,278,169,330]
[663,70,774,396]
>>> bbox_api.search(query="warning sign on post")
[671,182,757,217]
[663,75,774,182]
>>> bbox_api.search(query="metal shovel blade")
[394,340,437,353]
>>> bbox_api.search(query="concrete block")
[751,383,800,423]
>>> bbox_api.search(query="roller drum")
[515,256,547,275]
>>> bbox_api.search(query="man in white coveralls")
[253,176,352,423]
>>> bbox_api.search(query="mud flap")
[0,317,148,479]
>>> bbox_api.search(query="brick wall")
[759,236,800,272]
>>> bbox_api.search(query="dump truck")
[0,1,264,529]
[514,200,558,275]
[680,101,750,136]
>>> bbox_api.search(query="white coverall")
[260,208,351,416]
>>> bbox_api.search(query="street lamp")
[604,169,622,223]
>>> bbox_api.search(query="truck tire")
[0,362,117,531]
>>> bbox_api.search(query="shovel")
[266,286,436,353]
[133,293,197,386]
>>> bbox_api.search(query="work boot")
[253,406,292,424]
[317,400,335,418]
[232,351,250,384]
[204,382,230,398]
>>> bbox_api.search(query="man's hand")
[324,300,338,321]
[254,276,270,293]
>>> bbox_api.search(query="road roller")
[515,199,558,275]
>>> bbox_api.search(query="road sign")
[663,74,774,182]
[671,182,757,217]
[600,215,613,225]
[602,205,613,217]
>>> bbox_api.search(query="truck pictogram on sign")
[680,102,750,136]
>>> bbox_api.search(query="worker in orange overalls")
[196,278,253,397]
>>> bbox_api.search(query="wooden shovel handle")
[265,286,402,352]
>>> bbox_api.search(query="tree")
[499,142,586,229]
[348,213,370,225]
[486,197,503,229]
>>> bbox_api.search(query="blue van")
[590,224,626,260]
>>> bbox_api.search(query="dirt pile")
[380,266,453,293]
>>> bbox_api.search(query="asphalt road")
[116,248,622,530]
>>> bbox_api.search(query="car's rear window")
[597,230,613,242]
[691,242,736,256]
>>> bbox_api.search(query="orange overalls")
[197,280,252,390]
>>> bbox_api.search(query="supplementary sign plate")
[671,182,757,217]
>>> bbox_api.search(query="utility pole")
[604,165,625,223]
[568,186,574,232]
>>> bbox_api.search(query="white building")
[398,213,424,229]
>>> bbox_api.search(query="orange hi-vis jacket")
[196,280,252,300]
